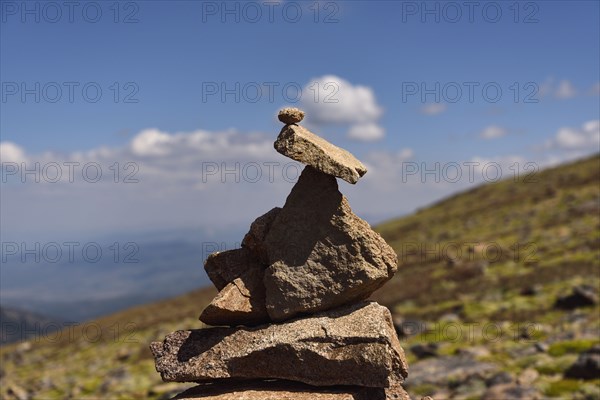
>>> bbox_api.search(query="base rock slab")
[151,302,407,388]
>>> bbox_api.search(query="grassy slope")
[375,153,599,314]
[1,155,598,399]
[0,288,217,399]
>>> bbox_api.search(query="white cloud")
[555,80,577,99]
[4,118,597,244]
[300,75,385,142]
[0,142,27,163]
[131,129,173,156]
[547,120,600,150]
[590,82,600,96]
[301,75,383,124]
[539,78,581,100]
[347,123,385,141]
[583,120,600,134]
[556,128,587,149]
[420,103,447,115]
[0,128,421,242]
[479,125,507,140]
[1,129,289,242]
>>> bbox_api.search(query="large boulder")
[274,124,367,184]
[261,166,398,321]
[151,302,408,388]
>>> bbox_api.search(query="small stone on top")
[278,108,305,125]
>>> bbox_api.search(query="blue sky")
[1,0,599,242]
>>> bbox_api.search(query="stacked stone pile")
[151,108,412,399]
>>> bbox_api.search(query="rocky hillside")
[372,154,600,399]
[0,154,598,400]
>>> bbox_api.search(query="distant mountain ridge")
[0,239,223,322]
[0,306,63,345]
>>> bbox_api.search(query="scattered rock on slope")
[554,285,598,310]
[564,345,600,380]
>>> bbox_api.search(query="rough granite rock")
[278,108,305,125]
[171,380,411,400]
[564,345,600,380]
[554,284,598,310]
[151,302,408,388]
[241,207,281,265]
[262,166,398,321]
[274,124,367,184]
[199,267,269,327]
[204,248,262,291]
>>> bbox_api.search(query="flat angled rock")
[204,248,261,291]
[172,380,410,400]
[274,124,367,184]
[262,166,398,321]
[151,302,408,388]
[199,267,269,327]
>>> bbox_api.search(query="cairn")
[150,108,411,399]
